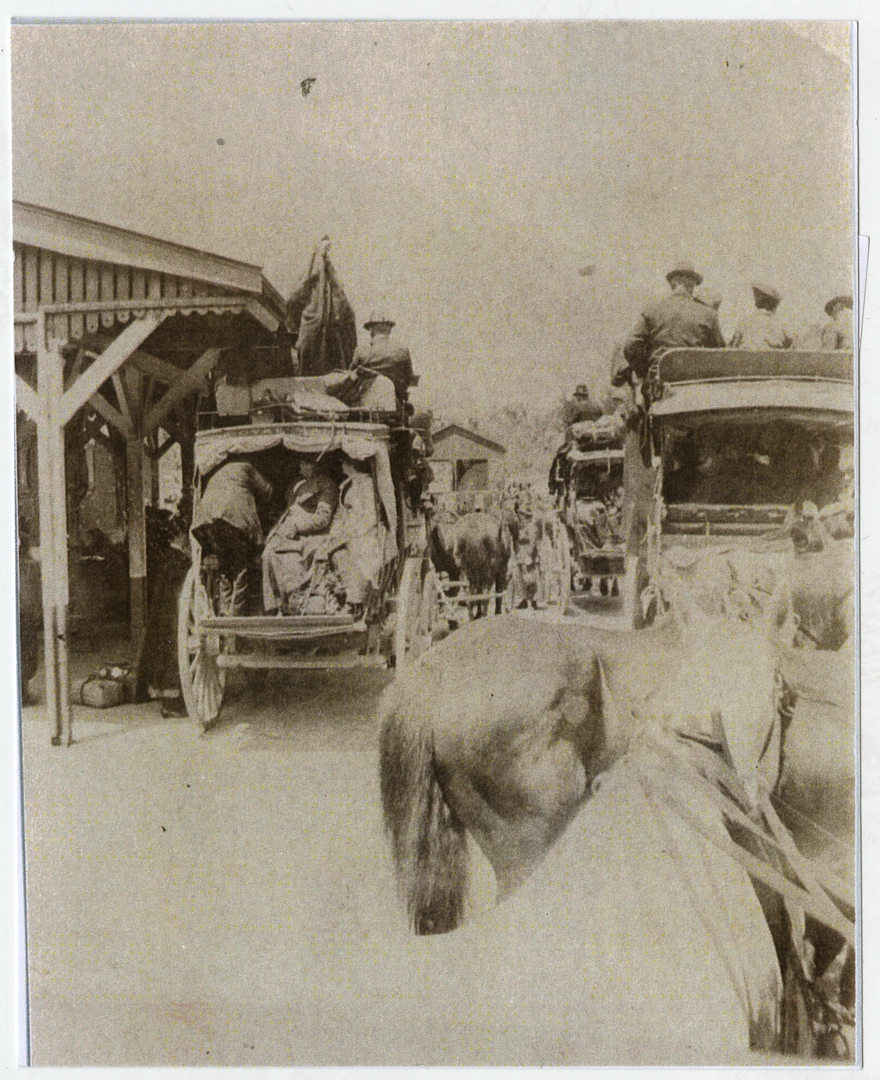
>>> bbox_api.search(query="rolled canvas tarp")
[286,238,358,376]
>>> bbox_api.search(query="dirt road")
[21,668,410,1066]
[20,643,810,1067]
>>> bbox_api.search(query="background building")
[429,424,507,504]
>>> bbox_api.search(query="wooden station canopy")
[13,201,287,745]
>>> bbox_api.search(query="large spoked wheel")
[394,555,440,668]
[178,564,228,730]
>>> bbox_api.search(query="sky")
[11,21,854,416]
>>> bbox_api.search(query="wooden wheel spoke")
[178,566,227,729]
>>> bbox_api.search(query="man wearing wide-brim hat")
[729,283,794,350]
[350,310,417,401]
[618,262,725,383]
[821,294,854,350]
[562,383,603,427]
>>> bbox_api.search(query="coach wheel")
[178,564,228,730]
[395,556,439,668]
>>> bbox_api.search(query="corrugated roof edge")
[13,201,284,319]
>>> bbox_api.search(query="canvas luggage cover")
[569,413,625,450]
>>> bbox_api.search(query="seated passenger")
[689,434,763,504]
[663,433,703,503]
[562,385,603,430]
[620,263,725,382]
[191,460,274,571]
[350,312,417,404]
[329,461,386,614]
[693,285,723,313]
[262,456,341,614]
[821,294,854,351]
[728,284,793,350]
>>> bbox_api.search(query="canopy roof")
[653,348,854,421]
[194,421,397,536]
[13,200,285,352]
[656,348,853,386]
[651,379,853,421]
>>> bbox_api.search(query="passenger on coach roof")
[617,261,725,386]
[728,283,793,350]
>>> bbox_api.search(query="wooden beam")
[15,375,42,423]
[145,347,221,432]
[88,390,132,438]
[179,426,196,527]
[246,296,280,333]
[36,329,73,745]
[129,349,189,387]
[147,432,177,461]
[111,373,133,428]
[126,432,149,658]
[64,346,94,390]
[149,437,160,506]
[42,295,252,316]
[58,312,163,425]
[154,414,183,449]
[120,365,144,428]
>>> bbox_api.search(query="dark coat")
[351,338,416,397]
[624,294,725,377]
[562,397,603,427]
[192,461,274,548]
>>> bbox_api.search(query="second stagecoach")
[177,371,439,729]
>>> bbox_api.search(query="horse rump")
[452,512,510,615]
[379,692,469,934]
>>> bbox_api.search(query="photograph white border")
[0,5,874,1079]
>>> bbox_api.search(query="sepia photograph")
[10,19,856,1066]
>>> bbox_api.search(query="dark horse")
[427,508,510,617]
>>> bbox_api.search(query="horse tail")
[379,697,469,935]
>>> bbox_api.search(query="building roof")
[432,424,507,455]
[13,200,286,313]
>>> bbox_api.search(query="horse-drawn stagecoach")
[552,414,627,604]
[177,373,439,729]
[552,349,853,640]
[624,347,854,643]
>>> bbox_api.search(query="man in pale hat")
[617,262,725,384]
[562,383,603,428]
[729,283,793,350]
[821,294,854,350]
[350,310,417,402]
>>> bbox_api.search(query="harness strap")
[646,732,853,918]
[634,766,753,1024]
[633,754,854,946]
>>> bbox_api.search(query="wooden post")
[124,367,149,658]
[179,421,195,528]
[36,316,72,746]
[149,434,160,508]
